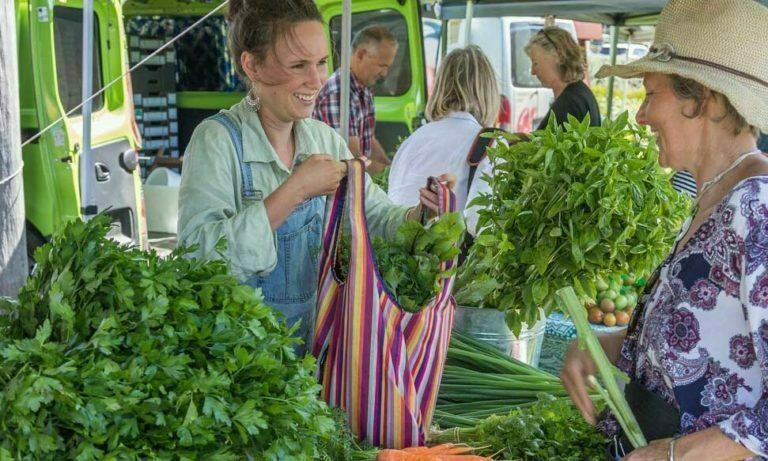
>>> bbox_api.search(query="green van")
[121,0,429,155]
[14,0,430,256]
[15,0,146,254]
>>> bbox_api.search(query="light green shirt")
[177,99,410,281]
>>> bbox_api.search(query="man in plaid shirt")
[313,26,398,174]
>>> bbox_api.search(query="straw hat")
[596,0,768,133]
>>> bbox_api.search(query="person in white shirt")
[387,45,500,235]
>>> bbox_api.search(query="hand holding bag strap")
[420,176,458,225]
[317,161,351,283]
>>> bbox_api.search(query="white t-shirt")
[387,111,492,235]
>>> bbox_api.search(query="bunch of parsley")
[431,394,607,460]
[0,216,345,460]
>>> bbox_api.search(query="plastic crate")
[131,63,177,94]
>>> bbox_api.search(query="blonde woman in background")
[387,45,499,235]
[525,26,600,130]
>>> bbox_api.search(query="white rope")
[0,163,24,187]
[21,0,229,148]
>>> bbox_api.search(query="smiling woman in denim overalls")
[177,0,451,355]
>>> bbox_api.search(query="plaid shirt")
[313,69,375,157]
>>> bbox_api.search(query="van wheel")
[25,224,48,273]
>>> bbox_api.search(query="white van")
[445,17,577,132]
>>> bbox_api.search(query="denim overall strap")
[208,112,323,355]
[208,112,256,198]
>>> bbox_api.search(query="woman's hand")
[621,438,672,460]
[407,173,457,221]
[290,154,348,200]
[560,340,599,425]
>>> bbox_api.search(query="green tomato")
[603,289,618,300]
[626,292,638,308]
[614,295,628,310]
[608,279,621,293]
[596,278,610,292]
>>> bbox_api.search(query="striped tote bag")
[311,159,458,448]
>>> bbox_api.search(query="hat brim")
[596,57,768,133]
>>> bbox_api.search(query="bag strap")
[320,161,352,275]
[465,127,498,198]
[459,127,502,263]
[207,112,257,198]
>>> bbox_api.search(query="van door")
[24,0,144,245]
[316,0,427,155]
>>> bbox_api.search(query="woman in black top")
[525,27,601,130]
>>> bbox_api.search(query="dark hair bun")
[227,0,322,77]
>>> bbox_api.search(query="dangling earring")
[246,87,261,111]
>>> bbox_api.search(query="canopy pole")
[623,30,632,113]
[463,0,473,45]
[606,25,619,120]
[81,0,95,217]
[339,0,352,142]
[440,19,448,59]
[0,0,28,295]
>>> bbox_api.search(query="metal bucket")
[453,306,547,367]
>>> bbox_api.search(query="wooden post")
[0,0,28,297]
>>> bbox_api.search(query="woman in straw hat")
[560,0,768,459]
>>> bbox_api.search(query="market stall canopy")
[432,0,768,25]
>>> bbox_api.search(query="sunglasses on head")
[538,28,557,48]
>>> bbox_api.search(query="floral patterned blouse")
[615,176,768,458]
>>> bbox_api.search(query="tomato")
[600,298,615,313]
[614,295,628,310]
[615,311,630,326]
[596,278,610,292]
[588,307,604,324]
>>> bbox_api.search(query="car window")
[329,10,411,97]
[600,46,628,56]
[53,6,104,114]
[510,23,544,88]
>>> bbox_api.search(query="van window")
[53,6,104,114]
[329,10,411,97]
[510,23,543,88]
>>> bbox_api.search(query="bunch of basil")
[455,113,692,334]
[0,216,345,460]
